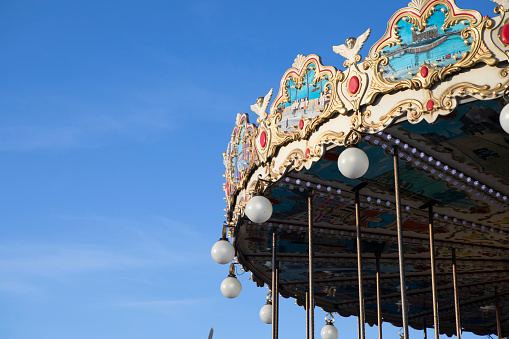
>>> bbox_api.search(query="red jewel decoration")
[305,148,310,159]
[260,131,267,148]
[427,100,434,111]
[420,66,429,78]
[348,75,360,95]
[299,119,304,130]
[226,182,230,195]
[501,24,509,44]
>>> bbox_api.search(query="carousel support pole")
[419,200,439,339]
[306,290,309,339]
[495,286,502,339]
[275,260,279,339]
[308,190,315,339]
[355,182,367,339]
[452,248,461,339]
[393,146,409,339]
[376,251,383,339]
[358,312,361,339]
[424,319,428,339]
[272,231,279,339]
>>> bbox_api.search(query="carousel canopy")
[221,0,509,336]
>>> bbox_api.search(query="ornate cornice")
[223,0,509,226]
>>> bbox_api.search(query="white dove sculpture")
[333,28,371,65]
[250,88,273,119]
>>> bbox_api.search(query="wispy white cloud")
[0,280,38,294]
[0,244,149,276]
[117,298,207,308]
[0,110,173,151]
[57,213,206,249]
[111,298,210,317]
[0,56,246,153]
[0,214,206,294]
[0,242,152,297]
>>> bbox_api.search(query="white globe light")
[321,324,339,339]
[220,276,242,299]
[337,147,369,179]
[500,104,509,134]
[245,195,273,223]
[259,304,272,324]
[211,239,235,265]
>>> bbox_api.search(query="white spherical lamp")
[211,239,235,265]
[259,303,272,324]
[220,276,242,299]
[321,324,339,339]
[500,104,509,134]
[321,313,338,339]
[245,195,273,223]
[337,146,369,179]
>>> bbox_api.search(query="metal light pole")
[452,248,461,339]
[272,232,279,339]
[308,190,315,339]
[355,182,367,339]
[393,146,409,339]
[376,251,383,339]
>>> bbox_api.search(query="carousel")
[212,0,509,338]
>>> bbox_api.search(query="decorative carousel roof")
[222,0,509,336]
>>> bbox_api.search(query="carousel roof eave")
[221,0,509,336]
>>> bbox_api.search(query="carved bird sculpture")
[250,88,273,117]
[332,28,371,64]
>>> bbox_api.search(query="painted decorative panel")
[275,63,331,132]
[223,113,257,208]
[379,4,473,82]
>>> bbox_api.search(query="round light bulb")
[220,276,242,299]
[337,147,369,179]
[211,239,235,265]
[321,324,339,339]
[245,195,273,223]
[259,304,272,324]
[500,104,509,134]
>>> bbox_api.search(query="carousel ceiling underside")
[236,99,509,336]
[222,0,509,336]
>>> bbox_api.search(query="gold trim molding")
[223,0,509,226]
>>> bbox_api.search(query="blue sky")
[0,0,496,338]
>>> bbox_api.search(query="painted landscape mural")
[276,63,330,132]
[379,4,472,81]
